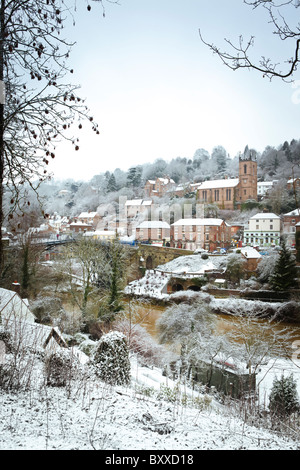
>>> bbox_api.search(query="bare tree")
[0,0,117,274]
[199,0,300,81]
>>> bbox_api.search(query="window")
[226,189,231,201]
[202,190,207,201]
[244,164,247,174]
[214,189,219,201]
[270,225,273,230]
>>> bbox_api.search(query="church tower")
[237,146,257,205]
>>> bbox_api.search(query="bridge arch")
[187,285,201,292]
[171,283,184,292]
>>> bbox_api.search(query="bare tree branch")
[199,0,300,81]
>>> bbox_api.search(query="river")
[122,297,300,360]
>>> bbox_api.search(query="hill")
[0,346,299,450]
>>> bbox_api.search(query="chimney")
[12,282,21,295]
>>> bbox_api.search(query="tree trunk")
[0,0,5,277]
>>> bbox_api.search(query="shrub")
[269,373,299,418]
[44,348,74,387]
[93,331,131,386]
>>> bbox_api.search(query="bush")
[44,348,74,387]
[269,374,299,418]
[93,331,131,386]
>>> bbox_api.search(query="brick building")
[135,220,170,244]
[196,150,257,210]
[171,218,231,252]
[282,208,300,246]
[144,176,176,198]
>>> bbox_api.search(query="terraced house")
[171,218,231,252]
[243,212,281,247]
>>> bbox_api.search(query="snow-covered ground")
[124,255,227,300]
[124,270,171,299]
[0,349,299,450]
[156,254,227,276]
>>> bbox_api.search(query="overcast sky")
[48,0,300,181]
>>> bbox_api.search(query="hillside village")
[3,0,300,452]
[1,142,300,451]
[6,143,300,263]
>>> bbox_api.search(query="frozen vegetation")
[0,341,300,450]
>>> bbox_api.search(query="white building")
[243,212,281,247]
[257,181,276,198]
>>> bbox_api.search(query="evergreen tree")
[269,374,299,417]
[107,173,117,192]
[93,331,131,386]
[126,166,142,188]
[107,237,125,315]
[269,237,298,291]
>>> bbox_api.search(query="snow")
[0,350,299,450]
[172,218,224,226]
[240,247,262,259]
[249,213,280,220]
[124,270,171,299]
[124,256,227,298]
[1,279,300,450]
[196,178,239,189]
[137,221,170,229]
[156,255,226,276]
[0,286,300,449]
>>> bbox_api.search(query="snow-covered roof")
[156,254,227,276]
[250,213,280,220]
[137,221,170,229]
[142,200,153,206]
[2,320,67,353]
[257,181,273,186]
[70,221,92,226]
[78,212,98,218]
[157,177,175,184]
[172,218,224,227]
[240,247,262,259]
[196,178,239,189]
[0,288,66,353]
[284,208,300,217]
[125,199,152,206]
[0,288,36,324]
[125,199,144,206]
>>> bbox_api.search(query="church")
[196,149,257,210]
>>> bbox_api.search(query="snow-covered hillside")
[0,350,299,450]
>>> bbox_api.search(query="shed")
[0,288,67,354]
